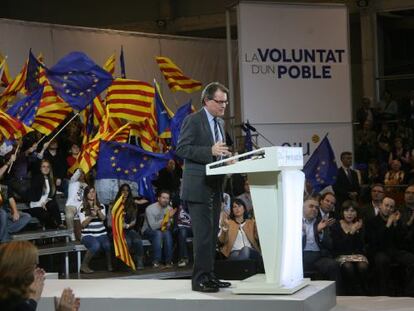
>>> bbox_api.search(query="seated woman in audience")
[108,184,144,270]
[0,240,79,311]
[388,137,410,171]
[218,198,262,269]
[79,186,112,273]
[331,200,369,295]
[384,159,405,187]
[26,159,63,229]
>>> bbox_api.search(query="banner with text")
[238,2,352,124]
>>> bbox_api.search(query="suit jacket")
[333,167,360,204]
[302,218,333,257]
[176,108,225,203]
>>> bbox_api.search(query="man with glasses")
[177,82,232,293]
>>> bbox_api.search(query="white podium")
[206,147,309,294]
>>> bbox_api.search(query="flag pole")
[0,56,7,81]
[7,143,19,174]
[38,112,80,144]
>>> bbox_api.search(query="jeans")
[177,226,193,260]
[229,246,261,261]
[81,234,111,255]
[0,208,32,242]
[125,229,144,257]
[143,228,173,263]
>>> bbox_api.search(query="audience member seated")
[0,188,31,243]
[141,190,176,268]
[377,122,393,165]
[399,185,414,252]
[0,241,80,311]
[218,199,262,269]
[108,184,144,270]
[355,120,377,163]
[356,97,376,129]
[176,200,193,268]
[302,198,342,293]
[79,186,112,273]
[318,192,337,220]
[236,178,253,216]
[360,184,385,222]
[365,197,414,296]
[394,121,413,149]
[361,159,383,185]
[25,159,63,229]
[331,200,369,295]
[378,90,398,121]
[400,90,414,128]
[388,137,410,172]
[333,151,361,208]
[39,140,67,194]
[64,168,87,241]
[153,159,182,202]
[384,159,405,188]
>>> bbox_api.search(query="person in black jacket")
[366,196,414,296]
[333,152,360,208]
[24,159,62,229]
[331,200,369,295]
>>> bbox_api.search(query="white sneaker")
[178,259,188,267]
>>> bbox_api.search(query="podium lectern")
[206,147,309,294]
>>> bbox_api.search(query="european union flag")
[25,49,41,94]
[154,81,172,136]
[96,140,172,183]
[7,85,43,126]
[171,100,192,147]
[303,135,337,193]
[138,177,156,203]
[46,52,113,111]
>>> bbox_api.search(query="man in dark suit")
[360,184,385,222]
[333,151,360,208]
[176,82,232,292]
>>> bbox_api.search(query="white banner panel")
[252,123,353,164]
[238,2,352,124]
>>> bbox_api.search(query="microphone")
[245,120,256,132]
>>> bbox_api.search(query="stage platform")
[38,279,336,311]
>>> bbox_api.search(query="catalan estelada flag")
[111,194,136,270]
[0,53,11,87]
[0,60,28,109]
[155,56,202,93]
[106,78,154,123]
[0,110,33,141]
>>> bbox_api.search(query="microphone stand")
[242,120,276,146]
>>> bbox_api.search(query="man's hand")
[317,218,335,232]
[211,142,231,157]
[55,288,80,311]
[9,154,16,164]
[28,143,38,154]
[56,178,62,187]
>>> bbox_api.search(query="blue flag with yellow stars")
[46,52,113,111]
[138,177,156,203]
[303,135,337,193]
[25,49,41,94]
[7,85,43,126]
[171,100,193,147]
[96,140,172,183]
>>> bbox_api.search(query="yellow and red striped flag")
[111,194,135,270]
[0,110,33,141]
[0,61,28,109]
[106,78,155,123]
[103,53,116,76]
[0,53,11,87]
[130,119,158,152]
[155,56,202,93]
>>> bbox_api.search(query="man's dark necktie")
[213,117,220,143]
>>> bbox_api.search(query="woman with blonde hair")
[0,241,79,311]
